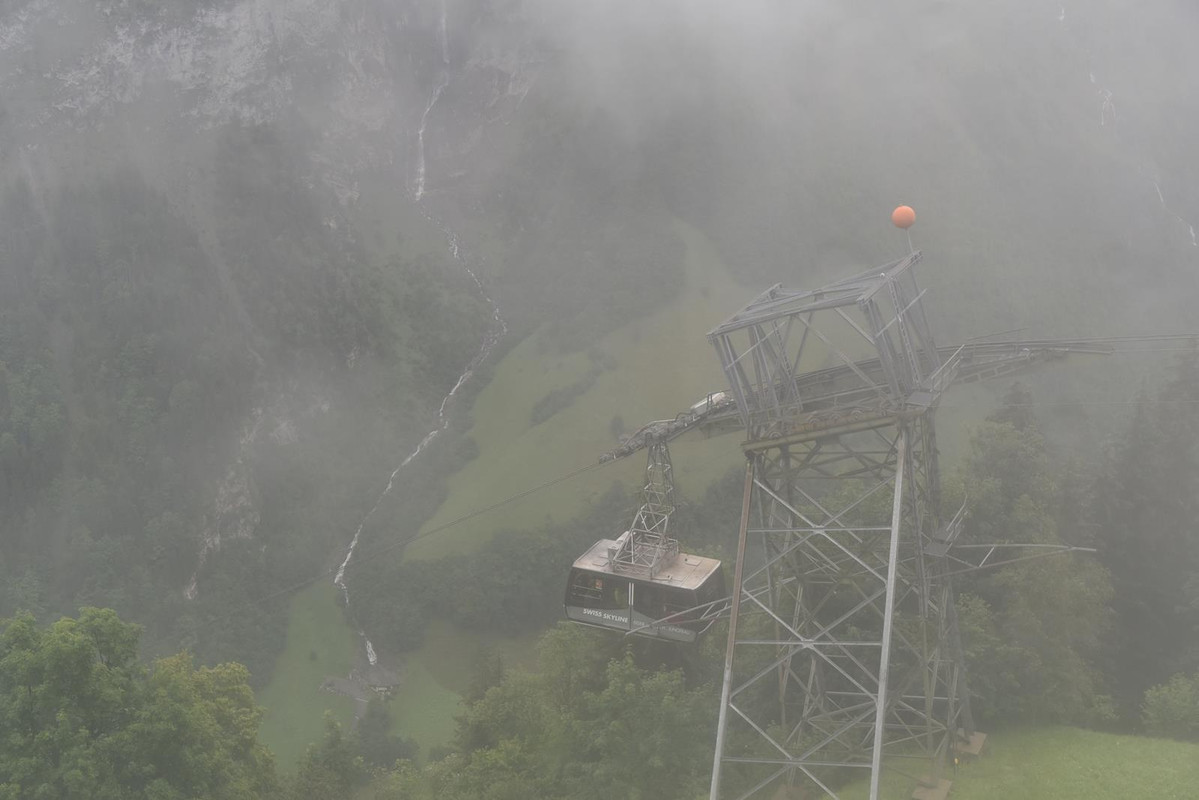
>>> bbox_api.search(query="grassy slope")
[254,201,466,770]
[389,619,540,756]
[832,727,1199,800]
[388,657,460,754]
[406,219,751,561]
[256,582,359,769]
[255,216,1062,763]
[383,220,752,751]
[254,216,1117,765]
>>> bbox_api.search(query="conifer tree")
[1093,356,1199,713]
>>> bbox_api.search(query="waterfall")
[1059,5,1198,247]
[439,0,450,65]
[335,1,508,666]
[332,221,505,665]
[414,0,452,202]
[413,75,447,203]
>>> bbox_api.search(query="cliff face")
[7,0,1199,348]
[0,0,534,222]
[4,0,1198,668]
[0,0,543,660]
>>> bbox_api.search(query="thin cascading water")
[412,75,447,203]
[1058,5,1198,248]
[413,0,452,202]
[439,0,450,66]
[332,225,506,667]
[334,0,507,666]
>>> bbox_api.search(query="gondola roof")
[571,536,721,590]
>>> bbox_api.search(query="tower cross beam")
[708,255,965,800]
[697,253,1157,798]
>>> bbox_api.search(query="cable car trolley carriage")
[563,436,727,643]
[565,532,725,643]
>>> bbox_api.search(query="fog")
[0,0,1197,797]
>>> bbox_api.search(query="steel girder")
[613,440,680,578]
[710,418,969,800]
[708,255,971,800]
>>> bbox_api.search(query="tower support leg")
[710,458,757,800]
[869,427,908,800]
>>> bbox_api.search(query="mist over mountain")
[0,0,1195,687]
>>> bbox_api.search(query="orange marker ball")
[892,205,916,229]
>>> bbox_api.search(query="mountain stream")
[333,0,507,666]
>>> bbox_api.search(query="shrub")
[1142,671,1199,740]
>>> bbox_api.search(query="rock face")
[0,0,542,596]
[183,410,261,601]
[5,0,404,127]
[182,389,333,599]
[0,0,537,207]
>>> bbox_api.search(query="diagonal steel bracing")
[695,254,1116,797]
[708,254,972,800]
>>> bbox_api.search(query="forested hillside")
[6,367,1199,798]
[0,0,1196,796]
[0,156,490,676]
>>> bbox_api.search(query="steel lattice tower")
[707,253,974,800]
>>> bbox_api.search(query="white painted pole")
[869,428,908,800]
[709,458,756,800]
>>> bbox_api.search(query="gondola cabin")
[564,533,725,643]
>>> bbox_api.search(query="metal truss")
[583,251,1138,797]
[708,254,971,800]
[611,440,680,579]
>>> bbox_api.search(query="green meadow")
[256,582,359,769]
[388,620,541,757]
[406,219,753,561]
[255,219,1100,769]
[382,220,754,749]
[833,727,1199,800]
[260,220,753,763]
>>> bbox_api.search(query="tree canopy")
[0,608,276,800]
[364,625,715,800]
[1093,356,1199,714]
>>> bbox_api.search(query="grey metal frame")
[707,254,967,800]
[586,252,1171,797]
[610,440,680,578]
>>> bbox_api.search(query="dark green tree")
[1093,356,1199,714]
[279,715,363,800]
[0,608,276,799]
[385,624,713,800]
[951,395,1113,724]
[464,647,506,706]
[987,381,1038,433]
[354,697,416,769]
[1141,670,1199,740]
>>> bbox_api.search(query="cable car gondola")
[564,532,725,642]
[564,438,726,642]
